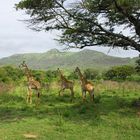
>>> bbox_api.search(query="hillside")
[0,49,137,70]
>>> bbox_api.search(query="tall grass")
[0,80,140,140]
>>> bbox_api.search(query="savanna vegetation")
[0,0,140,139]
[0,64,140,140]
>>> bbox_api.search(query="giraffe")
[57,68,74,101]
[74,67,94,102]
[19,61,41,104]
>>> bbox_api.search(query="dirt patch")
[23,133,38,139]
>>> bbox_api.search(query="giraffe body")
[57,68,74,101]
[19,61,41,104]
[75,67,94,101]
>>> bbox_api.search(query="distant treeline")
[0,63,140,84]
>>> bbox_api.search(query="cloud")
[0,0,61,58]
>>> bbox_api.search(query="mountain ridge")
[0,49,137,70]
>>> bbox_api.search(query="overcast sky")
[0,0,139,59]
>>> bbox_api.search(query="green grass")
[0,81,140,140]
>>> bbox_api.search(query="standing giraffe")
[19,61,41,104]
[57,68,74,101]
[75,67,94,102]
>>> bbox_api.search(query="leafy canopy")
[104,65,135,80]
[16,0,140,52]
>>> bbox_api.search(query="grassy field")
[0,81,140,140]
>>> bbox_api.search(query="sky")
[0,0,139,59]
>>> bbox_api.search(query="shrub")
[126,74,140,82]
[32,70,45,82]
[68,71,78,80]
[31,70,57,83]
[104,65,135,80]
[84,69,99,80]
[135,58,140,74]
[0,66,23,83]
[45,70,58,82]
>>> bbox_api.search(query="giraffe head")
[57,68,62,76]
[74,67,80,73]
[19,61,28,70]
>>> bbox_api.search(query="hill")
[0,49,137,70]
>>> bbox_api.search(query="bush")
[135,58,140,74]
[104,65,135,80]
[84,69,99,80]
[0,66,23,83]
[32,70,57,83]
[68,71,78,80]
[45,70,58,82]
[126,74,140,82]
[32,70,45,82]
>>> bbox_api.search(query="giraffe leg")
[27,87,32,104]
[29,90,32,104]
[90,90,94,102]
[27,88,31,103]
[82,90,86,102]
[26,93,29,103]
[37,91,40,98]
[58,89,61,96]
[36,90,40,105]
[59,88,65,96]
[70,88,74,102]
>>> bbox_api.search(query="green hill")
[0,49,137,70]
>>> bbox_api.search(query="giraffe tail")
[37,92,40,98]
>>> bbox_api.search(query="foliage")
[84,69,99,80]
[31,69,58,83]
[135,58,140,74]
[68,71,78,80]
[31,70,46,82]
[0,66,23,83]
[16,0,140,52]
[104,65,135,80]
[0,66,57,84]
[45,70,58,82]
[126,74,140,82]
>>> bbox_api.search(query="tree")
[104,65,135,80]
[16,0,140,52]
[68,71,78,80]
[84,69,99,80]
[135,58,140,74]
[0,66,23,83]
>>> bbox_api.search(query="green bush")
[32,70,45,82]
[135,58,140,74]
[68,71,78,80]
[104,65,135,80]
[0,66,23,83]
[126,74,140,82]
[45,70,58,82]
[31,70,58,83]
[84,69,99,80]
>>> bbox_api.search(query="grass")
[0,81,140,140]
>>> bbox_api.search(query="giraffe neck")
[58,70,67,82]
[77,69,87,84]
[24,66,32,82]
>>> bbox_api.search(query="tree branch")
[113,0,140,37]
